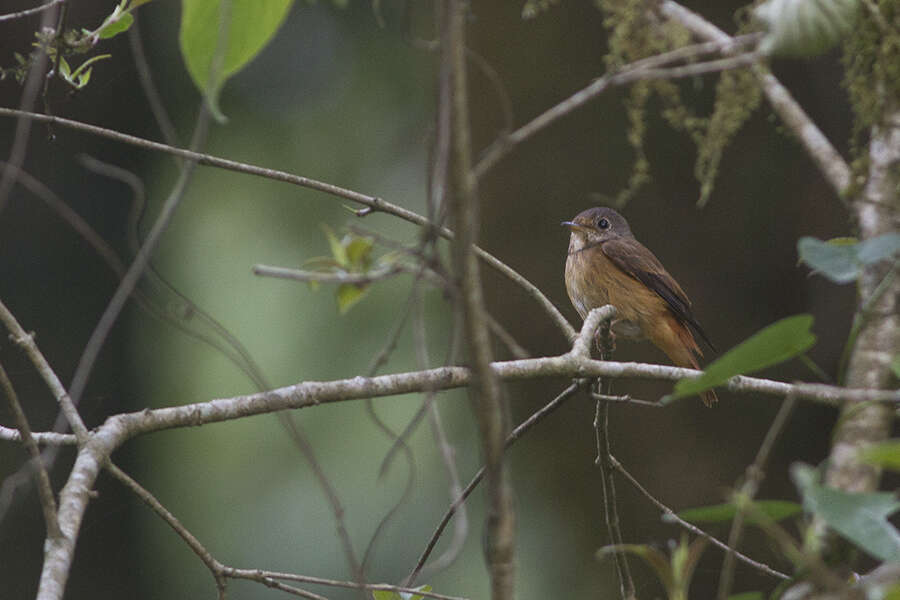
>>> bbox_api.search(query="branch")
[0,0,64,21]
[610,455,790,581]
[0,107,575,343]
[473,35,762,178]
[444,1,515,598]
[0,361,62,539]
[658,0,852,196]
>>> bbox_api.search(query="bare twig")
[408,381,585,585]
[0,426,76,445]
[0,4,58,216]
[473,37,762,178]
[0,106,576,343]
[127,16,180,149]
[0,0,64,21]
[594,321,635,599]
[0,361,62,538]
[717,395,797,600]
[610,455,790,581]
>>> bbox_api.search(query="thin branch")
[0,299,89,441]
[594,321,635,599]
[0,5,58,216]
[127,15,180,149]
[104,462,227,598]
[658,0,851,196]
[408,381,585,585]
[0,426,76,445]
[0,0,64,21]
[64,107,209,413]
[228,569,469,600]
[473,37,763,178]
[0,107,576,343]
[610,455,790,581]
[444,1,515,596]
[0,360,62,538]
[717,395,797,600]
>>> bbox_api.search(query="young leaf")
[792,463,900,562]
[372,585,431,600]
[96,9,134,39]
[345,235,374,269]
[336,283,369,314]
[598,544,674,595]
[179,0,293,121]
[669,500,802,525]
[860,440,900,472]
[322,225,348,267]
[669,315,816,401]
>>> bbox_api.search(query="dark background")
[0,1,858,598]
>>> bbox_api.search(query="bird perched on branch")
[563,207,718,406]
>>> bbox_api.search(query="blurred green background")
[0,1,860,598]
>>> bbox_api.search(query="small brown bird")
[563,207,718,406]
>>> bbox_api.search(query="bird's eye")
[597,217,610,230]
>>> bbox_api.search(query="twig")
[473,37,762,179]
[717,395,797,600]
[0,106,576,342]
[104,462,227,598]
[227,569,467,600]
[0,299,89,441]
[594,321,636,599]
[0,4,58,216]
[610,455,790,581]
[0,426,76,445]
[0,361,62,538]
[408,381,584,585]
[590,392,660,408]
[253,264,404,285]
[485,313,531,359]
[127,15,180,149]
[0,0,64,21]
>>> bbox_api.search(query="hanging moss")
[595,0,763,207]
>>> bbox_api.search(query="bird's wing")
[601,237,715,351]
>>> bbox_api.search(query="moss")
[843,0,900,172]
[596,0,762,207]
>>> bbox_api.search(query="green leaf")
[857,233,900,265]
[345,235,374,269]
[860,440,900,472]
[755,0,859,57]
[798,237,861,284]
[884,583,900,600]
[726,593,763,600]
[798,234,900,284]
[179,0,293,121]
[96,9,134,39]
[792,463,900,562]
[322,225,348,267]
[669,315,816,401]
[372,585,432,600]
[669,500,802,525]
[336,283,369,314]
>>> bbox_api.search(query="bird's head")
[562,206,632,250]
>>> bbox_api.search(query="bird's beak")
[561,221,584,232]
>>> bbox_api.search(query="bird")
[563,206,718,406]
